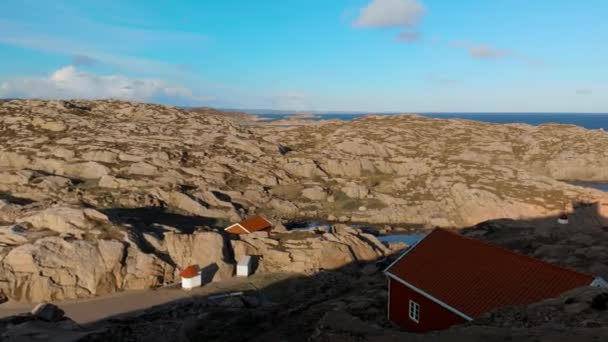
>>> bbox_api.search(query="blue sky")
[1,0,607,112]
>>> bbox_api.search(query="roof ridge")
[435,228,594,280]
[241,214,270,222]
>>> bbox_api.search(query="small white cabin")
[180,265,202,290]
[237,256,253,277]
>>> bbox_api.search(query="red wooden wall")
[388,277,467,333]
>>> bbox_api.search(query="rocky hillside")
[4,208,608,341]
[2,244,606,342]
[2,99,607,230]
[1,99,608,340]
[1,100,607,299]
[258,114,608,226]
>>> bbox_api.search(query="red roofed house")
[225,215,272,235]
[384,228,608,333]
[180,265,202,290]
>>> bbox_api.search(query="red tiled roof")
[386,228,595,318]
[225,225,249,234]
[225,215,272,234]
[179,265,199,278]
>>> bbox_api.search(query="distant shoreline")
[252,112,608,130]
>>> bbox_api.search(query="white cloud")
[468,45,508,59]
[0,66,197,103]
[354,0,425,28]
[450,41,544,67]
[451,41,509,59]
[395,31,422,43]
[0,18,205,77]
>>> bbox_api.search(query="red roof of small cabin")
[179,265,199,278]
[385,228,595,318]
[225,215,272,234]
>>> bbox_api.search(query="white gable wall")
[182,274,202,289]
[591,277,608,288]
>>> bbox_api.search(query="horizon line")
[220,108,608,115]
[2,98,607,115]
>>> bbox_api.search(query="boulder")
[231,226,387,274]
[127,162,158,176]
[97,175,138,189]
[0,224,29,246]
[31,303,65,322]
[323,159,364,177]
[68,161,110,179]
[302,186,327,201]
[272,222,288,233]
[118,152,145,162]
[1,238,114,301]
[18,207,93,237]
[0,237,172,302]
[0,171,31,185]
[165,232,234,283]
[122,247,175,289]
[153,190,240,221]
[282,159,326,178]
[83,208,110,222]
[39,175,73,188]
[82,150,118,163]
[341,183,369,199]
[269,198,298,216]
[51,147,75,159]
[0,152,30,169]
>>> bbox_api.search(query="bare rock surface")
[1,100,607,231]
[231,227,389,274]
[0,214,607,341]
[165,231,234,282]
[0,100,607,340]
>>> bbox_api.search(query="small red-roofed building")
[384,228,608,333]
[224,215,272,234]
[180,265,201,290]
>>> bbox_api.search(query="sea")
[258,112,608,193]
[257,112,608,131]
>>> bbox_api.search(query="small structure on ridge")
[225,215,272,234]
[237,255,253,277]
[180,265,202,290]
[558,213,569,224]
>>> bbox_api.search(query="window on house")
[409,300,420,323]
